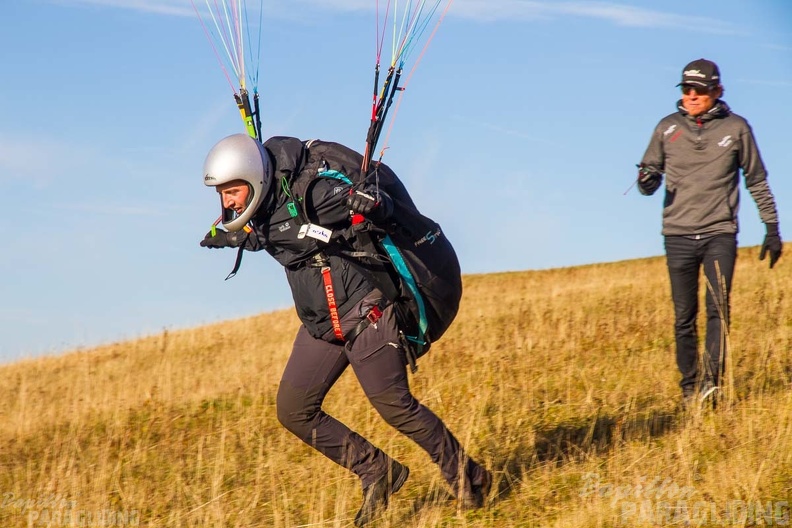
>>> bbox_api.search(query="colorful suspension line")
[362,0,454,174]
[190,0,264,141]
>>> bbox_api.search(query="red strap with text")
[321,266,345,341]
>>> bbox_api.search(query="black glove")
[760,222,782,269]
[200,229,245,249]
[637,165,663,196]
[343,190,392,222]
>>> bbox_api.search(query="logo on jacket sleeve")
[718,135,733,147]
[663,124,677,137]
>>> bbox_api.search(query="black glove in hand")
[345,190,378,215]
[200,229,245,249]
[638,175,661,196]
[637,165,662,196]
[760,222,782,269]
[344,190,390,222]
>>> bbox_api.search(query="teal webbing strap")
[318,170,353,185]
[380,234,428,341]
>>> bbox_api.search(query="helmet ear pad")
[203,134,272,232]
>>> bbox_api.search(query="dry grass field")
[1,245,791,527]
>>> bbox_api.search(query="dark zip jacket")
[640,100,778,236]
[235,137,390,340]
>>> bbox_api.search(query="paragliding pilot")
[200,133,492,526]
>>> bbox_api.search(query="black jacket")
[238,137,388,340]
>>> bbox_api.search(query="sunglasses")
[680,85,713,96]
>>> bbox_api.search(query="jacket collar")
[676,99,731,122]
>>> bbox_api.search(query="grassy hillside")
[2,246,791,527]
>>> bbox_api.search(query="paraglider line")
[191,0,236,92]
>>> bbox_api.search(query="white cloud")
[50,0,195,17]
[577,3,739,33]
[49,0,298,19]
[47,0,741,35]
[450,1,739,33]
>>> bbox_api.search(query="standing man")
[637,58,782,407]
[199,134,491,526]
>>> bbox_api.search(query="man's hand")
[344,190,379,215]
[200,229,245,249]
[343,190,391,222]
[760,223,782,269]
[637,165,663,196]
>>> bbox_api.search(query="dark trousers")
[664,234,737,393]
[276,302,486,493]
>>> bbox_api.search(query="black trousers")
[664,234,737,393]
[276,296,486,493]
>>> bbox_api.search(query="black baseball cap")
[677,58,721,88]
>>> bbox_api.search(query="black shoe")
[681,388,695,411]
[459,469,493,509]
[681,383,720,412]
[699,382,720,409]
[354,460,409,527]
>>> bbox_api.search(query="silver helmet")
[203,133,271,232]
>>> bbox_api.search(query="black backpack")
[288,139,463,371]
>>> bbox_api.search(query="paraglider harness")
[303,139,462,372]
[224,138,462,372]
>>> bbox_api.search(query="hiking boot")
[459,469,493,509]
[354,460,409,527]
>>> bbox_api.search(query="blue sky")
[2,0,791,362]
